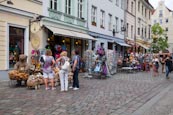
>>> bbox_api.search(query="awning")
[115,40,131,47]
[45,25,96,40]
[137,42,149,50]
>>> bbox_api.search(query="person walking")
[165,56,173,79]
[160,55,166,73]
[152,56,159,77]
[56,51,70,92]
[70,49,80,90]
[41,49,56,90]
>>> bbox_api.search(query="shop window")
[9,26,24,68]
[108,42,113,50]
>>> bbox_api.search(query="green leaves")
[151,23,169,53]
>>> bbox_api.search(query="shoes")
[52,87,56,90]
[166,77,170,79]
[73,87,79,90]
[69,86,73,89]
[45,87,50,90]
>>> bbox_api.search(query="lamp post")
[0,0,13,4]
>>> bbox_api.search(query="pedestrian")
[56,51,70,92]
[160,55,166,73]
[41,49,56,90]
[165,56,173,79]
[152,56,159,77]
[70,49,80,90]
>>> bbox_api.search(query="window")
[127,23,129,37]
[108,14,112,30]
[166,18,168,23]
[165,27,168,31]
[100,10,105,28]
[121,19,124,33]
[138,28,140,35]
[154,20,157,24]
[149,11,151,19]
[159,10,163,17]
[142,27,143,37]
[115,17,119,32]
[127,0,129,11]
[50,0,57,10]
[65,0,71,14]
[121,0,124,9]
[138,1,140,12]
[148,25,151,39]
[78,0,83,18]
[145,27,147,38]
[91,6,97,26]
[108,42,113,50]
[131,25,133,39]
[131,2,133,14]
[116,0,119,6]
[160,19,162,24]
[145,8,147,17]
[142,5,143,15]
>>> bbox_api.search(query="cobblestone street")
[0,71,172,115]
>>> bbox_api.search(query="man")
[165,56,173,79]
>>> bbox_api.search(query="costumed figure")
[14,54,29,86]
[54,45,62,59]
[94,45,108,78]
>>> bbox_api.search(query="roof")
[145,0,154,9]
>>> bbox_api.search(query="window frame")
[100,10,105,28]
[78,0,83,19]
[65,0,71,15]
[50,0,58,10]
[108,14,112,31]
[91,6,97,26]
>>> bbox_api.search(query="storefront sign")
[31,37,40,50]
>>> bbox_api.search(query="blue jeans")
[73,69,79,88]
[166,66,170,77]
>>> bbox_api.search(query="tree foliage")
[150,23,169,53]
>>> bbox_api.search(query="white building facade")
[151,1,173,53]
[88,0,129,56]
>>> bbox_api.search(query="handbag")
[61,60,70,71]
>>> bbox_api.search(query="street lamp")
[0,0,13,5]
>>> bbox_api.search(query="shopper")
[152,56,159,77]
[56,51,70,92]
[41,49,56,90]
[165,56,173,79]
[70,49,80,90]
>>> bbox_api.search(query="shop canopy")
[45,25,96,40]
[137,42,149,50]
[114,40,131,47]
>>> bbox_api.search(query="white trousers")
[59,70,68,91]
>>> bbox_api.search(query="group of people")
[118,53,173,79]
[41,48,80,91]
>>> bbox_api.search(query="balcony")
[48,8,86,27]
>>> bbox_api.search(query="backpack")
[76,55,82,70]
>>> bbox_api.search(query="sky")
[149,0,173,10]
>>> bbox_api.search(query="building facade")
[0,0,42,70]
[42,0,94,58]
[135,0,153,52]
[125,0,153,54]
[151,1,173,53]
[88,0,129,56]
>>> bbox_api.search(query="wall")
[88,0,125,39]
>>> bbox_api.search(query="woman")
[152,56,159,77]
[56,51,69,92]
[70,49,80,90]
[42,49,56,90]
[160,55,165,73]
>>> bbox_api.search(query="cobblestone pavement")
[0,71,172,115]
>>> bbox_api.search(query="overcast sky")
[149,0,173,10]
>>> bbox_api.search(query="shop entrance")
[9,26,24,68]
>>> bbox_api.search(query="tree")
[150,23,169,53]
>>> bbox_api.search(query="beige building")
[0,0,42,70]
[135,0,153,52]
[151,1,173,53]
[125,0,153,53]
